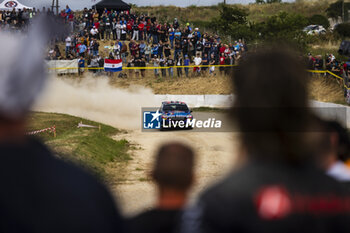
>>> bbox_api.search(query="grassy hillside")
[132,0,336,28]
[28,112,130,183]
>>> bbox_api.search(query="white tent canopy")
[0,0,33,11]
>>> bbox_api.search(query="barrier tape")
[27,126,56,137]
[48,64,350,90]
[49,64,238,70]
[308,69,350,90]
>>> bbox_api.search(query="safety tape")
[47,65,350,90]
[49,64,238,70]
[26,126,56,136]
[308,70,350,90]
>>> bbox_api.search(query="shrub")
[308,14,330,29]
[335,23,350,38]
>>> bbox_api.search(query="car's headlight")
[162,115,168,119]
[186,115,193,119]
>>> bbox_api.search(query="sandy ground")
[112,130,238,217]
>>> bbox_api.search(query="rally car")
[158,101,193,130]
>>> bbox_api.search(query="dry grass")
[107,72,233,94]
[106,72,346,105]
[309,75,345,104]
[247,0,333,22]
[131,0,336,26]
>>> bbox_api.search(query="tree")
[256,12,310,49]
[210,4,249,33]
[326,0,350,22]
[255,0,265,4]
[266,0,282,3]
[308,14,330,29]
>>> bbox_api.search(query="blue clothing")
[152,46,159,55]
[184,59,190,66]
[174,32,181,39]
[169,31,175,40]
[139,43,146,54]
[79,59,85,68]
[78,44,87,54]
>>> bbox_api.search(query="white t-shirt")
[90,28,98,35]
[194,57,202,66]
[121,24,127,34]
[65,37,71,47]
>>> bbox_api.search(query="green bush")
[308,14,330,29]
[335,23,350,38]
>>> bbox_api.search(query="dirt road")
[35,77,240,216]
[112,130,238,216]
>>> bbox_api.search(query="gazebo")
[0,0,33,11]
[92,0,131,13]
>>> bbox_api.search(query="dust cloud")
[34,76,158,130]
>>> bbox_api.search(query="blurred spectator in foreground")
[0,18,123,233]
[128,142,195,233]
[181,47,350,233]
[317,119,350,185]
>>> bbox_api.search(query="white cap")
[0,16,51,119]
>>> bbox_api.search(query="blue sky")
[16,0,294,10]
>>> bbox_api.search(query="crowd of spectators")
[42,6,248,77]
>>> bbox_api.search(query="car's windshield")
[163,104,189,112]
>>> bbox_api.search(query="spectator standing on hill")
[99,20,105,40]
[196,40,203,57]
[193,53,202,76]
[139,40,146,56]
[176,53,183,77]
[173,18,179,29]
[184,55,190,77]
[128,143,195,233]
[78,43,87,57]
[145,44,151,63]
[182,39,189,57]
[151,43,159,58]
[132,21,139,41]
[174,39,182,60]
[315,55,324,70]
[105,18,112,40]
[153,55,160,77]
[209,53,216,76]
[65,35,71,58]
[158,41,164,58]
[140,57,146,77]
[169,26,175,49]
[127,56,134,78]
[164,43,171,58]
[308,53,315,70]
[112,18,118,40]
[202,53,209,75]
[90,26,98,39]
[159,57,166,78]
[167,56,174,78]
[78,56,85,75]
[91,38,99,56]
[121,23,127,40]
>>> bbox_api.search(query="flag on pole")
[104,59,122,72]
